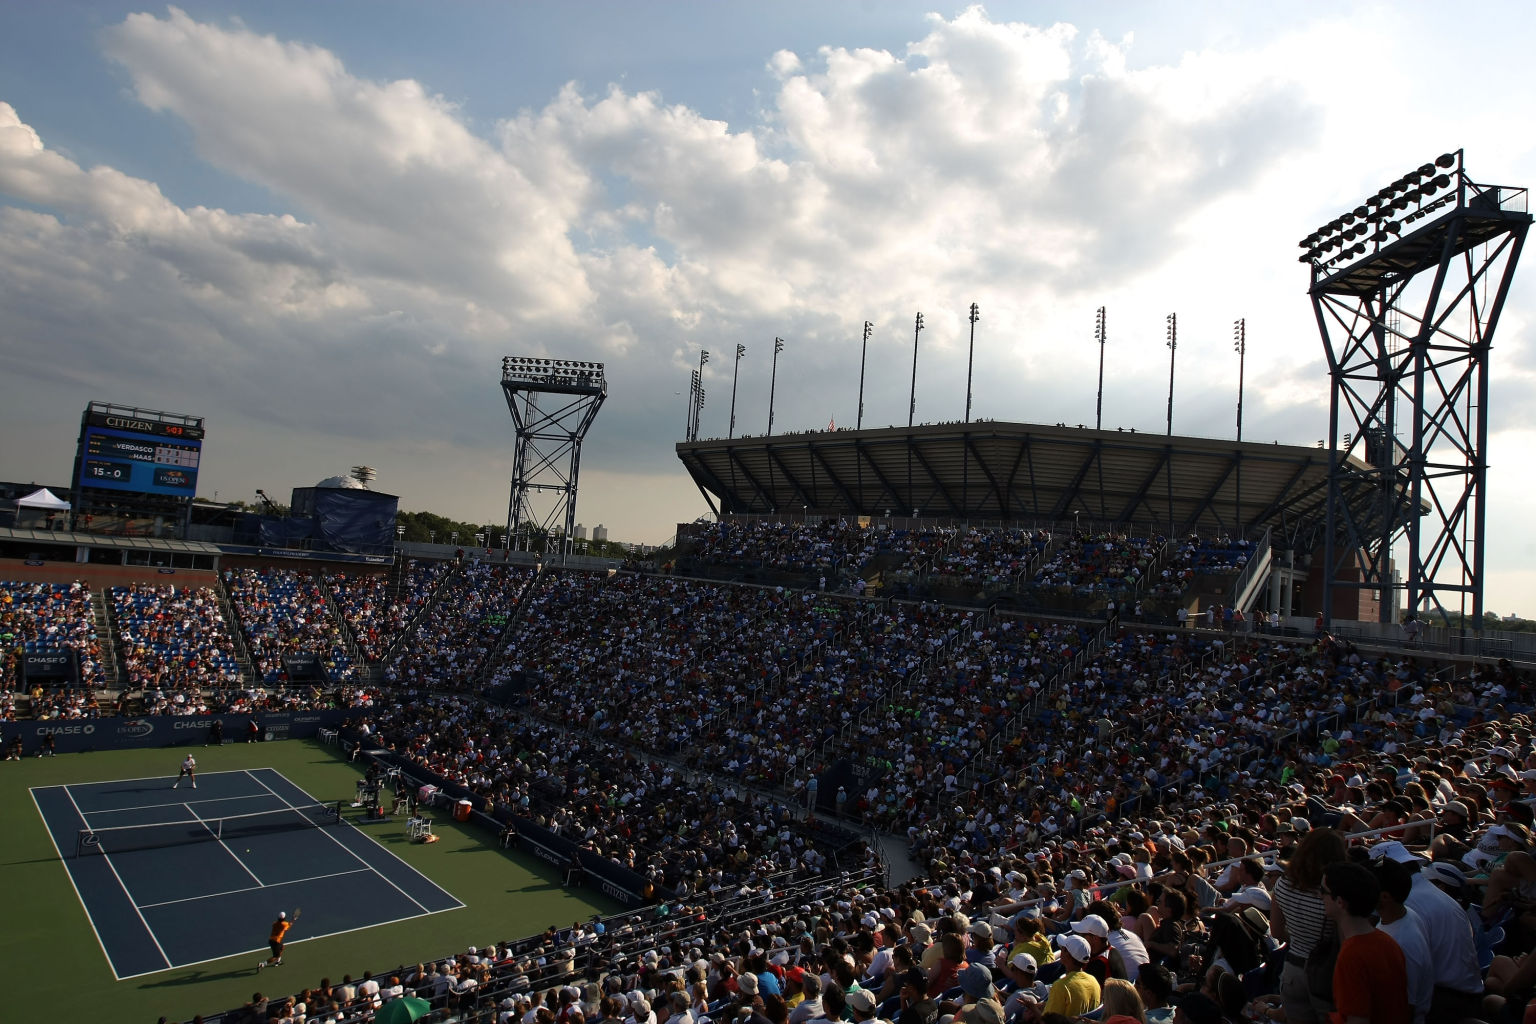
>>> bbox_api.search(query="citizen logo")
[599,880,635,903]
[104,417,156,432]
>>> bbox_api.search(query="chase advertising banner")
[0,709,353,755]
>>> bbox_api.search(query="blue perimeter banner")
[1,709,355,755]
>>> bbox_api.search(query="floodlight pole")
[909,312,924,428]
[728,344,745,439]
[1303,149,1528,627]
[1234,317,1246,534]
[1094,306,1107,430]
[501,357,607,565]
[965,303,979,423]
[768,337,784,435]
[857,321,871,430]
[692,350,709,442]
[685,369,700,439]
[1164,314,1177,435]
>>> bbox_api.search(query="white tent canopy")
[16,488,71,511]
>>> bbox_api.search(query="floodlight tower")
[500,357,608,563]
[1301,151,1530,626]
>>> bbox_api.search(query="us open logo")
[117,720,155,738]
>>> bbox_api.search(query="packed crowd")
[926,529,1050,592]
[225,568,357,684]
[687,520,960,589]
[1027,534,1164,599]
[8,538,1536,1022]
[0,579,103,691]
[504,573,980,790]
[223,708,1536,1024]
[359,693,851,893]
[327,560,452,663]
[110,584,243,688]
[384,563,535,688]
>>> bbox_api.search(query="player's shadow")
[138,967,254,988]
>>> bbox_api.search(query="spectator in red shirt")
[1322,862,1410,1024]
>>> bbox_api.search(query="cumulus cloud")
[2,1,1532,603]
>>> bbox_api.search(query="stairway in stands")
[89,588,122,692]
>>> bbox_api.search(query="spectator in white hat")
[1041,934,1099,1017]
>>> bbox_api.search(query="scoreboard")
[74,407,204,500]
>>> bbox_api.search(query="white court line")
[61,769,253,788]
[113,902,466,981]
[249,768,465,911]
[61,785,171,976]
[85,792,275,817]
[136,868,375,910]
[244,770,451,915]
[29,787,121,980]
[184,802,265,887]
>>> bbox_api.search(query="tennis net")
[75,800,343,857]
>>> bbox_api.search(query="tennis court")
[31,767,464,980]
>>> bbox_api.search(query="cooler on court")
[454,798,473,822]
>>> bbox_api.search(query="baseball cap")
[1055,933,1091,963]
[967,998,1004,1024]
[846,990,877,1015]
[958,963,993,998]
[1369,840,1425,864]
[1423,862,1466,888]
[1009,953,1038,973]
[1070,916,1109,939]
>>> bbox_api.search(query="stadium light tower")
[728,343,746,439]
[687,350,709,442]
[909,312,924,428]
[857,321,872,430]
[1233,317,1247,535]
[1164,313,1177,436]
[768,337,784,435]
[1302,150,1530,626]
[1093,306,1107,430]
[965,303,979,423]
[500,357,607,564]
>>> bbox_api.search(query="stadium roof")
[677,421,1403,540]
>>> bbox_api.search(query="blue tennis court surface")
[31,768,463,979]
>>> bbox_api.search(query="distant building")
[574,523,587,540]
[593,524,608,542]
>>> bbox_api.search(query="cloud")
[3,0,1532,619]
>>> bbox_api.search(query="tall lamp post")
[1164,313,1177,436]
[857,320,872,430]
[1164,312,1177,536]
[728,343,745,439]
[1234,317,1247,534]
[768,337,784,435]
[1094,306,1107,430]
[965,303,979,423]
[691,353,706,442]
[1233,318,1246,442]
[908,312,924,428]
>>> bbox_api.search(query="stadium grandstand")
[3,518,1536,1022]
[1,150,1531,1021]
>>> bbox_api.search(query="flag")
[827,418,835,431]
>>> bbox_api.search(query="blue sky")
[2,2,1536,615]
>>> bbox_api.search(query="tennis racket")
[292,907,302,923]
